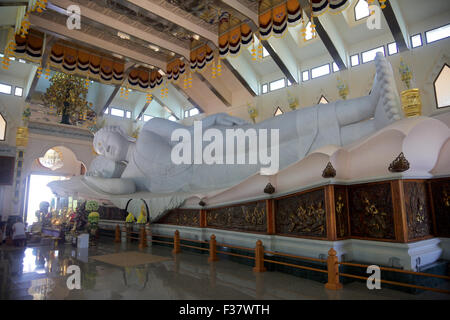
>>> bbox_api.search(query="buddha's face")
[94,131,130,162]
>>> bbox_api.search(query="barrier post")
[142,225,148,247]
[253,240,266,272]
[138,226,147,249]
[325,248,343,290]
[172,230,181,254]
[208,234,219,262]
[114,225,121,243]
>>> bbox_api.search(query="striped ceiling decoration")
[190,43,214,72]
[219,12,253,59]
[259,0,303,40]
[166,58,186,82]
[14,32,44,63]
[311,0,351,16]
[127,69,163,91]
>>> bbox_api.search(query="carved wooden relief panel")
[334,186,349,239]
[275,189,327,238]
[98,206,127,221]
[430,179,450,237]
[155,209,200,227]
[403,181,432,240]
[206,201,267,232]
[348,183,395,240]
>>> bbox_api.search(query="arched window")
[434,64,450,108]
[0,112,6,141]
[318,95,329,104]
[274,107,284,116]
[354,0,370,21]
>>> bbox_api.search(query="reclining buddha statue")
[84,53,402,197]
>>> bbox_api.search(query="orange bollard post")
[138,226,146,249]
[172,230,181,254]
[253,240,266,272]
[208,234,219,262]
[114,224,121,243]
[325,248,343,290]
[142,226,148,247]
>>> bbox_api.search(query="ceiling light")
[193,34,200,41]
[112,53,123,59]
[117,31,130,40]
[170,52,175,56]
[158,69,166,76]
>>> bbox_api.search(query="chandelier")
[39,148,64,171]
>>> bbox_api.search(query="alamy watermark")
[170,121,280,175]
[367,5,382,30]
[66,5,81,30]
[66,265,81,290]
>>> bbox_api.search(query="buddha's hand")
[203,113,250,127]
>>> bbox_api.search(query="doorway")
[25,174,68,225]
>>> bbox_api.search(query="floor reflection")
[0,241,448,300]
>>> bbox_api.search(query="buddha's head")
[94,126,136,162]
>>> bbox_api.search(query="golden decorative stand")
[401,88,422,117]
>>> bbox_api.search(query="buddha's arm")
[84,176,136,195]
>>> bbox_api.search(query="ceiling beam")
[101,64,135,114]
[136,102,150,121]
[194,72,231,107]
[171,83,205,114]
[299,0,347,70]
[29,14,166,69]
[152,96,180,120]
[221,3,298,84]
[124,0,217,46]
[25,36,56,102]
[381,0,410,52]
[0,2,28,6]
[48,0,190,59]
[222,59,257,97]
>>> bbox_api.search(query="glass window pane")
[305,21,313,41]
[311,64,330,79]
[262,47,270,58]
[355,0,370,21]
[190,108,199,116]
[110,108,124,117]
[0,83,12,94]
[411,34,422,48]
[426,24,450,44]
[434,64,450,108]
[184,110,189,117]
[126,111,131,119]
[351,54,360,67]
[0,113,6,140]
[332,62,339,72]
[361,46,385,63]
[14,87,23,96]
[269,78,286,91]
[262,84,268,94]
[388,42,398,55]
[168,115,176,121]
[104,108,109,115]
[302,71,309,82]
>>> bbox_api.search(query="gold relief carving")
[275,189,327,237]
[155,209,200,227]
[388,152,410,173]
[404,182,431,240]
[348,183,395,239]
[430,181,450,237]
[335,194,346,238]
[444,189,450,207]
[206,202,267,232]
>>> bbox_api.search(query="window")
[262,47,270,58]
[104,108,109,115]
[14,87,23,97]
[318,95,329,104]
[354,0,370,21]
[350,54,360,67]
[287,79,292,86]
[0,83,12,95]
[426,24,450,44]
[304,21,314,41]
[168,115,177,121]
[411,34,422,48]
[110,108,124,117]
[274,107,283,116]
[387,42,398,55]
[126,111,131,119]
[0,112,6,141]
[262,83,268,94]
[332,62,339,73]
[434,64,450,109]
[143,115,153,122]
[311,64,330,79]
[361,46,385,63]
[269,78,286,91]
[302,71,310,82]
[185,107,200,117]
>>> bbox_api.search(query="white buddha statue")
[86,53,402,196]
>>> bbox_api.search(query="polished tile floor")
[0,241,448,300]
